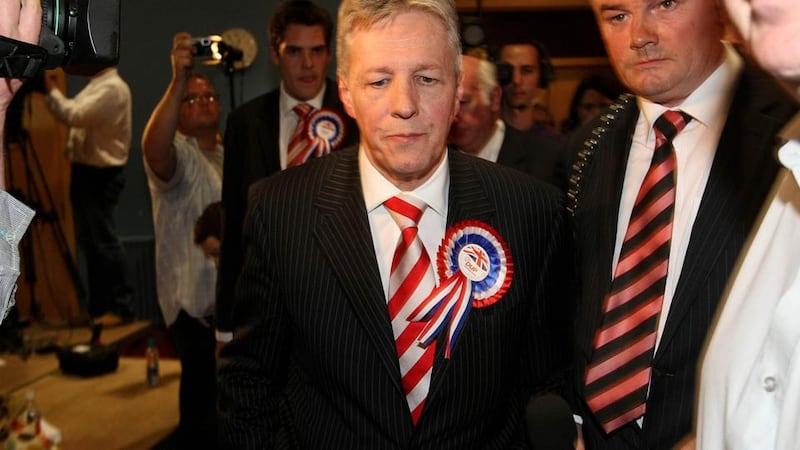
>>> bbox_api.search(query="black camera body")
[192,35,219,59]
[191,35,243,69]
[0,0,120,78]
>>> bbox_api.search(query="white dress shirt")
[359,148,449,296]
[615,43,743,351]
[697,112,800,450]
[278,83,326,170]
[46,68,131,167]
[474,120,505,163]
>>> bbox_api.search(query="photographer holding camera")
[141,31,222,449]
[0,0,39,326]
[43,60,134,328]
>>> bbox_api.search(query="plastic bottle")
[11,390,40,440]
[145,337,160,387]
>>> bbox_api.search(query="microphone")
[525,393,577,450]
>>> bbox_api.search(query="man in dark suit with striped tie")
[216,0,358,348]
[565,0,799,448]
[216,0,572,448]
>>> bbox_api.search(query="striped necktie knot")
[654,110,691,148]
[287,103,315,167]
[385,194,427,229]
[293,102,313,121]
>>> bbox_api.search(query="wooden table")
[7,357,180,449]
[1,321,179,449]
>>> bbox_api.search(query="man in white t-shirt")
[141,32,223,449]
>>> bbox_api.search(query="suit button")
[763,376,778,393]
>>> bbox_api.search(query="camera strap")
[0,36,48,78]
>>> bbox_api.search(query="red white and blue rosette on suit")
[408,220,514,358]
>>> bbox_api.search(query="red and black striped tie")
[584,110,692,434]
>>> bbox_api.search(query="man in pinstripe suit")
[217,0,572,448]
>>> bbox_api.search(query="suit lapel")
[260,91,281,173]
[312,149,403,391]
[579,108,639,353]
[425,150,497,402]
[657,65,786,354]
[312,150,508,415]
[496,129,527,169]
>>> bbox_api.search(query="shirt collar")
[279,82,326,118]
[476,120,505,163]
[778,112,800,176]
[639,41,743,131]
[174,130,223,153]
[359,147,449,218]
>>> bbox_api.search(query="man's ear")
[270,46,280,65]
[453,70,464,117]
[338,75,356,119]
[489,84,502,114]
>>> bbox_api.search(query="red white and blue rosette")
[408,220,513,358]
[305,108,346,158]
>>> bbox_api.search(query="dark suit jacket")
[566,61,798,449]
[216,78,358,332]
[217,148,572,449]
[496,125,565,190]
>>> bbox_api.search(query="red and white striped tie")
[287,102,313,167]
[384,194,436,425]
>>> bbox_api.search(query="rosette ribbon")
[408,220,513,359]
[305,108,345,158]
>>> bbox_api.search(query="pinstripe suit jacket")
[217,147,572,449]
[567,61,798,449]
[217,79,358,333]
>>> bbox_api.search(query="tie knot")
[293,102,313,120]
[654,110,692,142]
[384,194,427,228]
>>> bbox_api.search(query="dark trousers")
[169,310,217,450]
[70,163,133,318]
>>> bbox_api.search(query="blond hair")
[336,0,462,78]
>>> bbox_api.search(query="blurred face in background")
[724,0,800,90]
[179,77,220,135]
[577,88,613,124]
[448,55,501,155]
[591,0,725,106]
[500,44,541,109]
[272,24,331,101]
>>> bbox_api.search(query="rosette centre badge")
[408,220,513,358]
[458,244,491,282]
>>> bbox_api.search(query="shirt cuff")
[215,330,233,342]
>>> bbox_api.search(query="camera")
[192,35,223,60]
[0,0,120,78]
[496,61,513,87]
[191,35,242,67]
